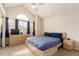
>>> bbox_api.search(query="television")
[11,29,19,34]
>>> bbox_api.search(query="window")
[16,14,28,34]
[8,18,15,33]
[16,14,28,21]
[18,21,27,34]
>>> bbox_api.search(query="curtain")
[27,21,30,34]
[5,17,9,46]
[15,19,18,30]
[33,21,35,36]
[1,22,3,38]
[5,17,9,37]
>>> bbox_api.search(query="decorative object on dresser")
[63,38,74,50]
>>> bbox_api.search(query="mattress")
[27,36,61,51]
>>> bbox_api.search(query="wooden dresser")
[9,34,30,46]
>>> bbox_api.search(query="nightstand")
[63,38,74,50]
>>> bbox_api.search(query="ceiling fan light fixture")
[30,4,39,11]
[31,5,36,9]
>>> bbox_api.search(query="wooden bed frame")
[25,33,66,56]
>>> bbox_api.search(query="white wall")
[43,8,79,41]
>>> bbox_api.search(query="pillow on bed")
[51,33,62,38]
[43,32,52,37]
[44,32,62,38]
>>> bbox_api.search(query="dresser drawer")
[9,34,29,46]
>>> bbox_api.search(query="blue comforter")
[27,36,61,51]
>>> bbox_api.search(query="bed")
[25,32,65,56]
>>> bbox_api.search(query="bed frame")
[26,33,66,56]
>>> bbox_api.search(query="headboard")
[43,32,67,42]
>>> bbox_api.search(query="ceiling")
[4,3,23,7]
[3,3,79,18]
[31,3,79,18]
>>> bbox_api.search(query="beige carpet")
[54,48,79,56]
[0,44,79,56]
[0,44,34,56]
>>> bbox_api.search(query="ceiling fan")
[30,3,45,11]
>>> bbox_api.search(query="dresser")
[9,34,30,46]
